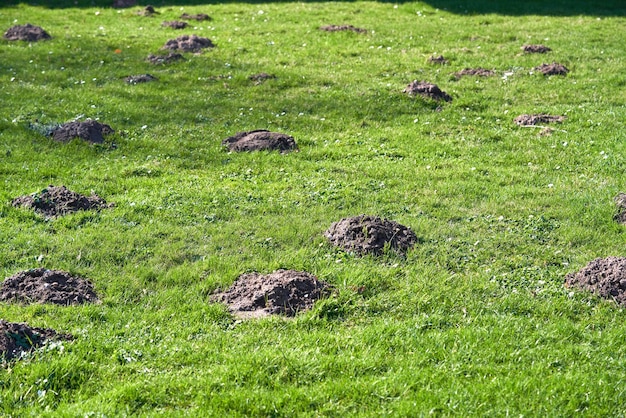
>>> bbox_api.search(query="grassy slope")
[1,1,626,416]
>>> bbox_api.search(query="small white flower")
[548,183,554,188]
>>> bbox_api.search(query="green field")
[1,1,626,416]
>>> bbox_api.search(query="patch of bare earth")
[614,193,626,225]
[211,270,331,318]
[428,55,448,65]
[3,24,51,41]
[249,73,276,84]
[0,320,73,362]
[454,68,496,78]
[162,21,188,29]
[12,185,111,218]
[124,74,157,84]
[320,24,367,34]
[222,130,297,152]
[403,81,452,102]
[534,62,569,75]
[324,214,418,255]
[49,120,114,143]
[1,268,99,305]
[522,44,552,53]
[147,52,184,65]
[514,114,565,126]
[565,257,626,307]
[180,13,212,21]
[162,34,215,52]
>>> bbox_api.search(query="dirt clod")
[112,0,136,8]
[320,24,367,34]
[249,73,276,84]
[1,268,99,305]
[49,120,114,143]
[428,55,448,65]
[534,62,569,75]
[522,44,551,53]
[324,214,418,255]
[4,24,51,41]
[124,74,157,84]
[614,193,626,225]
[180,13,212,21]
[0,320,72,361]
[147,52,184,65]
[211,270,330,318]
[162,20,188,29]
[565,257,626,307]
[403,81,452,102]
[222,130,297,152]
[514,114,565,126]
[454,68,496,78]
[12,185,111,218]
[163,34,214,52]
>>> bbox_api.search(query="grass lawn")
[1,0,626,415]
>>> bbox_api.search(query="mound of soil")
[454,68,496,78]
[522,44,551,53]
[12,185,111,218]
[428,55,448,65]
[534,62,569,75]
[0,268,99,305]
[324,214,418,255]
[124,74,157,84]
[0,320,72,361]
[180,13,212,21]
[4,24,51,41]
[112,0,136,7]
[565,257,626,306]
[162,35,214,52]
[147,52,184,65]
[249,73,276,84]
[50,120,114,144]
[320,24,367,34]
[137,5,158,16]
[211,270,330,318]
[614,193,626,225]
[222,130,297,152]
[162,20,188,29]
[514,114,565,126]
[403,81,452,102]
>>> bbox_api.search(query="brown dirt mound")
[180,13,212,21]
[1,268,99,305]
[534,62,569,75]
[124,74,157,84]
[320,24,367,34]
[454,68,496,78]
[162,21,188,29]
[0,320,73,361]
[522,44,552,53]
[162,35,215,52]
[211,270,330,318]
[249,73,276,84]
[222,130,297,152]
[614,193,626,225]
[147,52,184,65]
[324,214,418,255]
[112,0,136,8]
[403,81,452,102]
[50,120,114,144]
[565,257,626,306]
[428,55,448,65]
[12,185,111,218]
[4,24,51,41]
[514,114,565,126]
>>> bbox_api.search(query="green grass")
[1,1,626,416]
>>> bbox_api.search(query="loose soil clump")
[454,68,496,78]
[162,20,188,29]
[403,81,452,102]
[1,268,99,305]
[522,44,551,53]
[147,52,184,65]
[428,55,448,65]
[4,24,51,41]
[565,257,626,307]
[514,114,565,126]
[124,74,157,84]
[320,24,367,34]
[324,214,418,255]
[534,62,569,75]
[112,0,136,7]
[222,130,297,152]
[162,34,215,52]
[0,320,72,361]
[180,13,212,21]
[12,185,111,218]
[50,120,114,143]
[249,73,276,84]
[614,193,626,225]
[211,270,330,318]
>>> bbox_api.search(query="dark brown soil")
[147,52,184,65]
[0,320,72,362]
[3,24,51,41]
[180,13,212,21]
[324,214,418,255]
[565,257,626,307]
[514,114,565,126]
[428,55,448,65]
[211,270,330,318]
[112,0,136,8]
[50,120,114,144]
[163,34,214,52]
[162,20,188,29]
[522,44,552,53]
[454,68,496,78]
[403,81,452,102]
[249,73,276,84]
[614,193,626,225]
[137,5,158,16]
[12,185,111,218]
[222,130,297,152]
[320,24,367,34]
[534,62,569,75]
[0,268,99,305]
[124,74,157,84]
